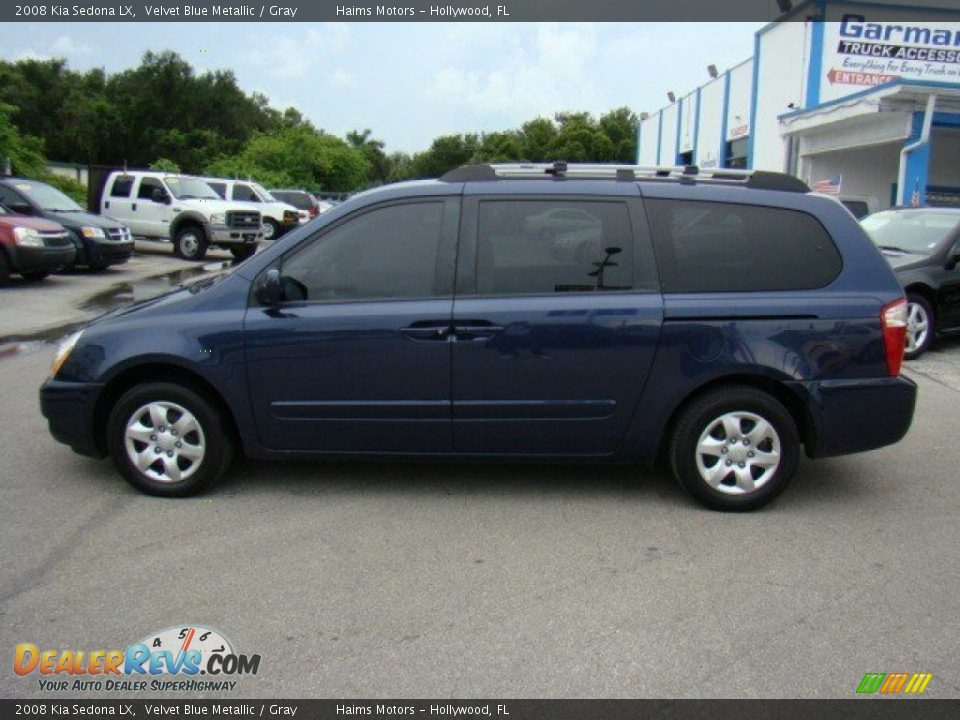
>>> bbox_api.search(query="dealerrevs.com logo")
[856,672,934,695]
[14,625,261,692]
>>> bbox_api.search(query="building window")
[725,138,749,169]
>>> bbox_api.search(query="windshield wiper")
[878,245,909,253]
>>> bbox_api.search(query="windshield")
[251,183,276,202]
[164,176,220,200]
[12,181,84,212]
[861,211,960,255]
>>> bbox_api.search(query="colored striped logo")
[857,672,933,694]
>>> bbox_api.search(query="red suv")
[0,205,76,283]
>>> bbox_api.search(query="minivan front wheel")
[669,386,799,511]
[107,382,232,496]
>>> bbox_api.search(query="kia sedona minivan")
[40,163,917,511]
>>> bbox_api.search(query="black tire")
[173,225,209,261]
[107,382,233,497]
[0,251,9,285]
[669,385,800,512]
[229,245,257,261]
[20,270,49,282]
[904,293,934,360]
[262,219,280,241]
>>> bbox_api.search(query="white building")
[636,0,960,210]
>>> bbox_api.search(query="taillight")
[308,206,318,217]
[881,297,907,376]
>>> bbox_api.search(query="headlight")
[209,213,226,225]
[51,330,83,377]
[81,226,106,239]
[13,227,44,247]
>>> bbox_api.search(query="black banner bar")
[2,700,960,720]
[4,0,958,23]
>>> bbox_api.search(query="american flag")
[811,174,842,196]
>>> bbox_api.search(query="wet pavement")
[0,255,232,359]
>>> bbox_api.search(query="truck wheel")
[107,381,233,497]
[669,385,800,512]
[229,245,257,261]
[174,225,208,261]
[262,219,280,240]
[904,293,934,360]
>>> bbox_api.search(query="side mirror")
[8,202,33,215]
[255,268,282,306]
[151,188,170,204]
[947,253,960,271]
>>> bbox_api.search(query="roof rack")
[440,162,810,193]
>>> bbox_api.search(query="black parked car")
[0,178,134,271]
[861,207,960,359]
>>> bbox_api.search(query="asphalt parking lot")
[1,257,958,699]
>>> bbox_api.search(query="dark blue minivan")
[40,164,917,510]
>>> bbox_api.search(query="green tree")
[207,126,369,192]
[0,102,46,177]
[347,128,390,186]
[148,157,181,172]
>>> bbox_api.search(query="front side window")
[280,202,445,302]
[645,199,842,293]
[207,182,227,199]
[233,184,260,202]
[137,177,165,200]
[475,200,634,296]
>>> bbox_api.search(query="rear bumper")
[793,376,917,458]
[39,378,106,458]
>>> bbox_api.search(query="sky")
[0,22,764,154]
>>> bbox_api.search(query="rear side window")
[645,199,842,293]
[476,200,634,296]
[207,182,227,199]
[110,176,133,198]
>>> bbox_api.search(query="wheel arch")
[93,362,242,457]
[170,212,208,241]
[903,283,938,317]
[656,374,816,465]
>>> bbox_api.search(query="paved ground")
[0,263,958,699]
[0,240,233,340]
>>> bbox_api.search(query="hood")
[0,214,66,232]
[43,210,125,231]
[171,197,261,216]
[881,250,929,271]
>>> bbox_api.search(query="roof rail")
[440,162,810,193]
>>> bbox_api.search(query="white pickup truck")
[201,177,304,240]
[99,170,264,261]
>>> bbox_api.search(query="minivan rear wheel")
[107,382,233,497]
[669,386,799,511]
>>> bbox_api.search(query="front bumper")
[11,245,77,274]
[39,378,106,458]
[86,240,135,266]
[794,375,917,458]
[208,223,263,247]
